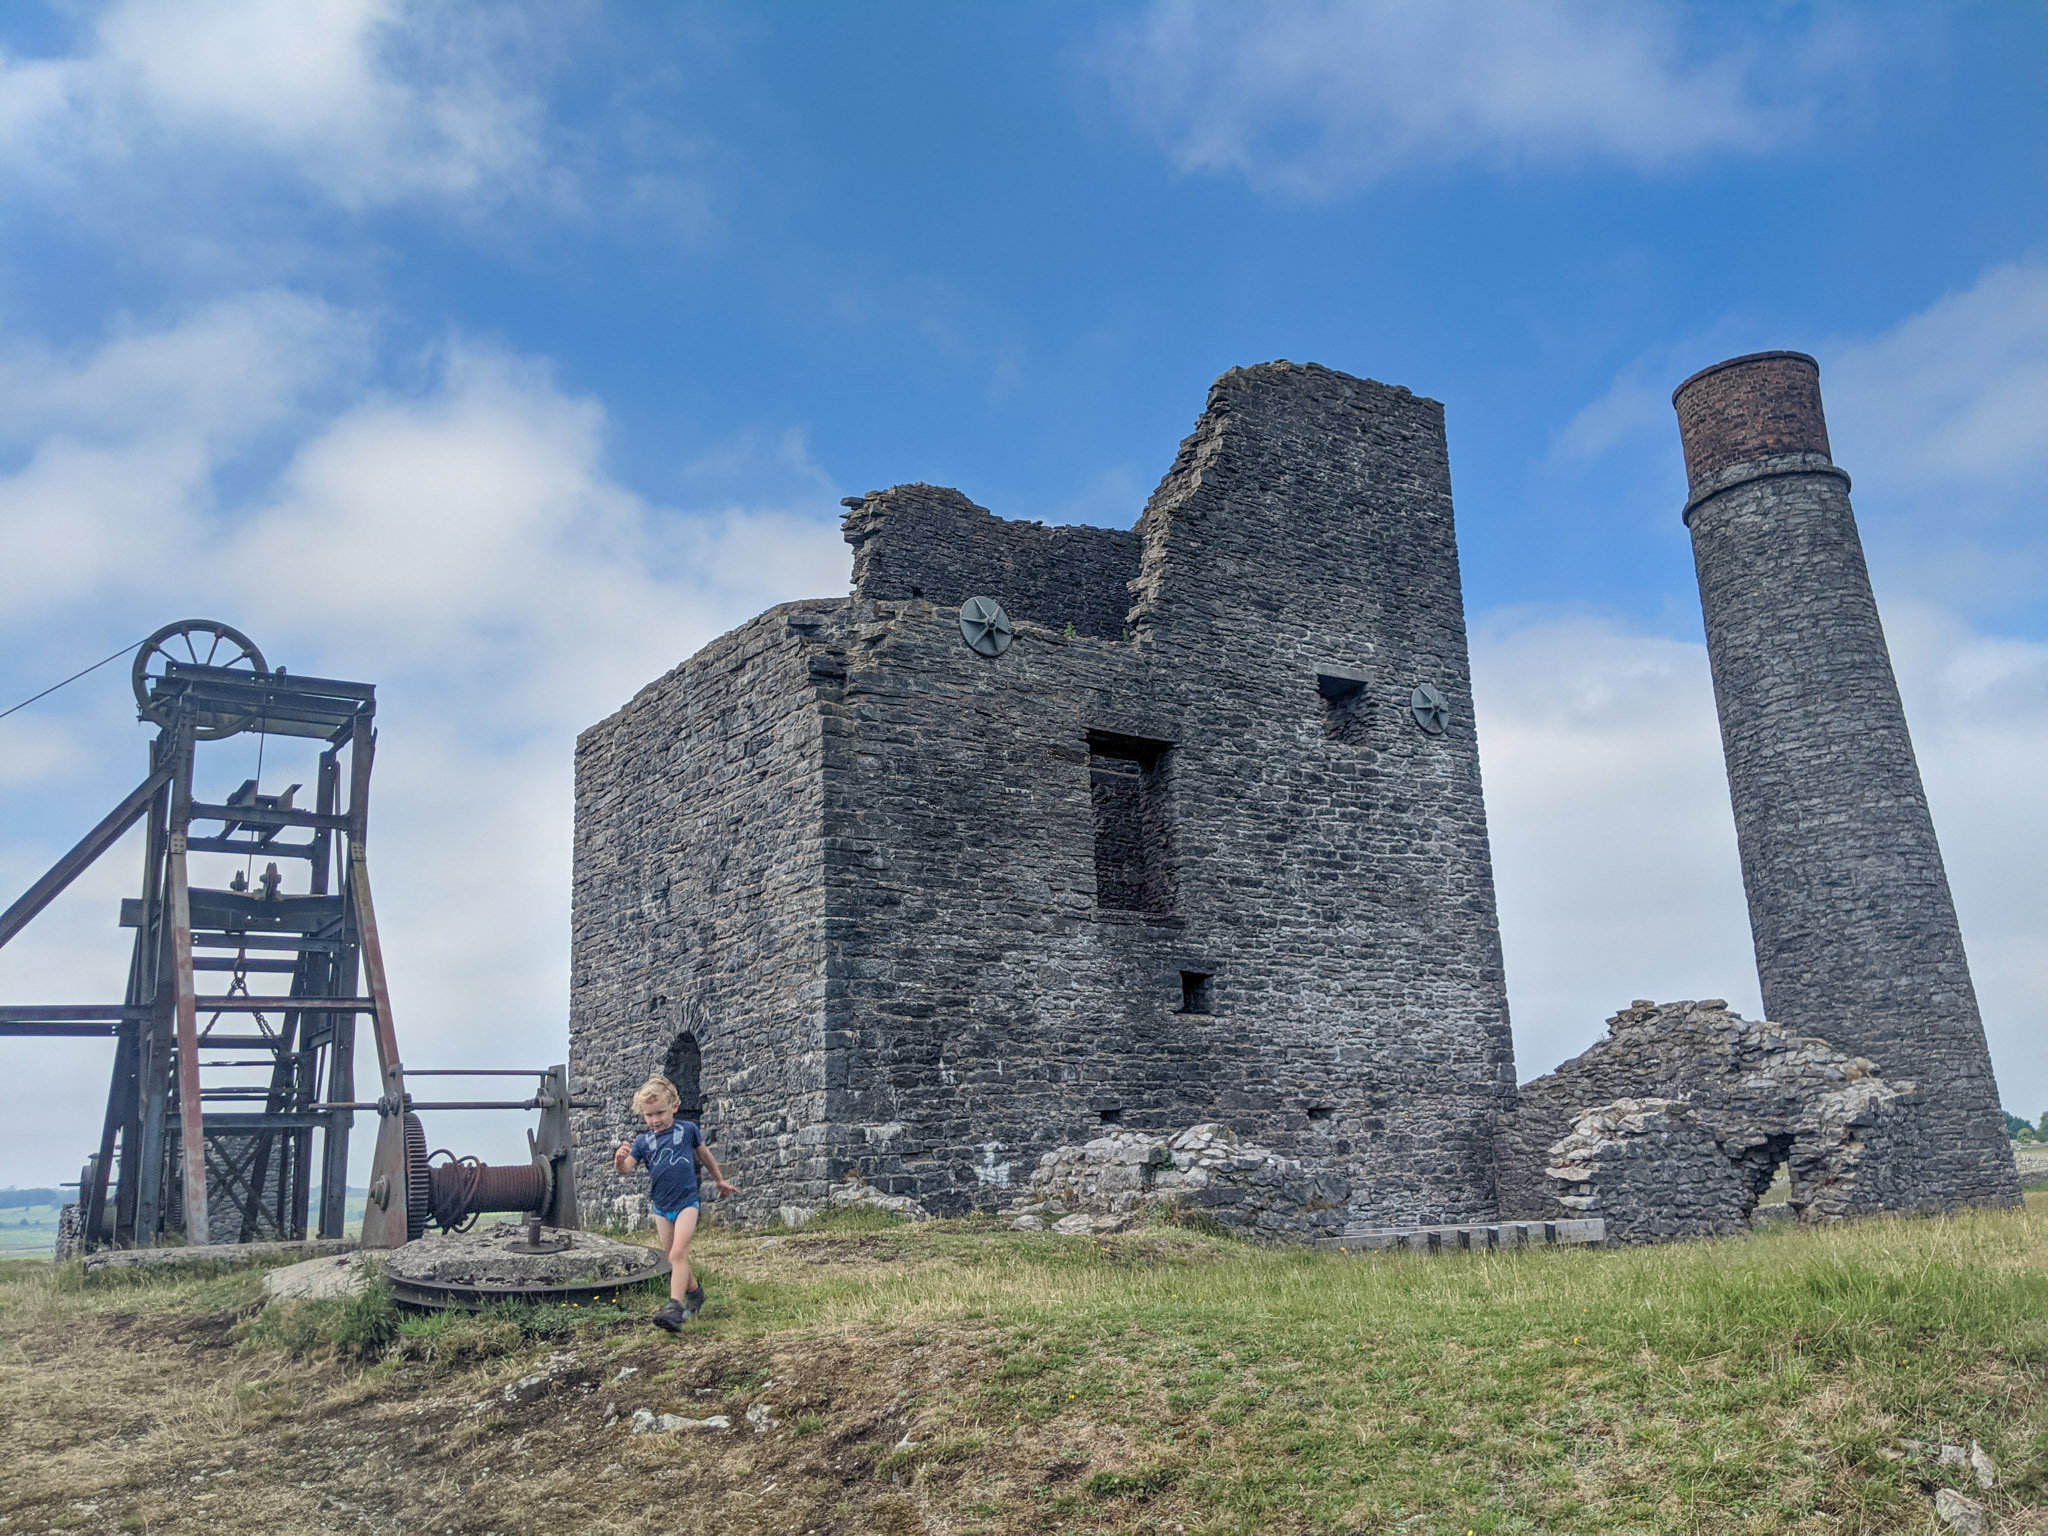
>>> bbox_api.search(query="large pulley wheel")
[132,619,267,739]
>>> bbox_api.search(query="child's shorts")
[654,1198,701,1222]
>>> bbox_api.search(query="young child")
[613,1074,738,1331]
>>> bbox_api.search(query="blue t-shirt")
[631,1121,703,1212]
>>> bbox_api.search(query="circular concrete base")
[381,1223,668,1309]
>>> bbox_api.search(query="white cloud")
[1556,260,2048,509]
[1828,262,2048,494]
[1096,0,1868,196]
[1882,602,2048,1119]
[0,292,365,621]
[0,295,850,1183]
[0,0,544,209]
[0,289,361,447]
[1473,603,2048,1118]
[1471,610,1758,1081]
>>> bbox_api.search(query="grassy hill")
[2,1201,2043,1534]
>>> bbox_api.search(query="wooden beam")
[0,764,170,950]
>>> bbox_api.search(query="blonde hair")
[632,1074,681,1114]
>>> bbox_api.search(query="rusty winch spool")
[399,1111,552,1241]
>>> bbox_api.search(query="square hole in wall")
[1088,731,1173,914]
[1178,971,1214,1015]
[1317,668,1371,747]
[1097,1107,1123,1124]
[1306,1105,1334,1123]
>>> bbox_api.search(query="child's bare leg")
[668,1207,701,1299]
[651,1214,685,1304]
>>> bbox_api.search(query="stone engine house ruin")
[571,362,1518,1227]
[571,353,2020,1239]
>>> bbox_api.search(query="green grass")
[4,1202,2045,1535]
[692,1204,2048,1532]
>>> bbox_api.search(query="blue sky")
[2,1,2045,1186]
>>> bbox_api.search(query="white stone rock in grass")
[630,1409,732,1435]
[261,1252,370,1301]
[1968,1440,1996,1489]
[1933,1488,1987,1535]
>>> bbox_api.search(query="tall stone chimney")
[1674,350,2019,1207]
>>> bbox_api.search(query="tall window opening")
[662,1031,703,1121]
[1318,669,1370,747]
[1088,731,1173,914]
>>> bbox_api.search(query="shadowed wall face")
[1675,352,2019,1208]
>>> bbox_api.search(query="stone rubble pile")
[1499,998,1934,1242]
[1545,1098,1751,1243]
[1004,1123,1350,1242]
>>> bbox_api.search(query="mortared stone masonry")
[570,362,1517,1228]
[566,353,2019,1240]
[1675,351,2019,1209]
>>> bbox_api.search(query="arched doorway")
[662,1031,703,1121]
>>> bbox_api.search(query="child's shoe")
[683,1285,706,1319]
[650,1298,688,1332]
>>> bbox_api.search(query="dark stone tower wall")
[569,602,843,1223]
[572,360,1517,1229]
[817,364,1516,1225]
[843,485,1141,640]
[1675,351,2019,1207]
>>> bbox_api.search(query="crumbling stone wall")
[54,1203,83,1261]
[1792,1076,1936,1222]
[810,364,1513,1225]
[1499,998,1934,1232]
[573,362,1517,1229]
[842,484,1139,640]
[1006,1123,1351,1241]
[1545,1098,1753,1243]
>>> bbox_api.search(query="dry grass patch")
[2,1203,2046,1534]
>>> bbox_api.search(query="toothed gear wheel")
[403,1112,431,1242]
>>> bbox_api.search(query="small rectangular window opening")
[1097,1107,1123,1124]
[1318,668,1370,747]
[1306,1105,1334,1123]
[1178,971,1214,1015]
[1088,731,1173,914]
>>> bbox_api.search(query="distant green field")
[0,1205,62,1260]
[0,1192,364,1261]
